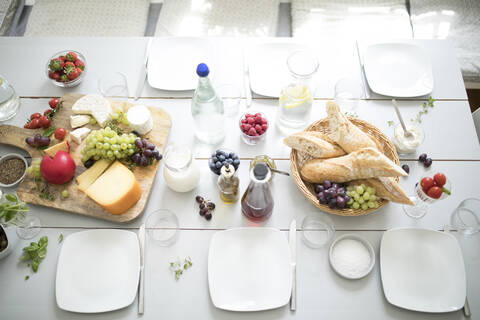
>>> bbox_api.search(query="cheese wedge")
[70,127,91,144]
[44,140,70,157]
[85,161,142,214]
[76,159,111,192]
[70,115,91,129]
[72,94,112,127]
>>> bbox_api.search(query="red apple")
[40,151,76,184]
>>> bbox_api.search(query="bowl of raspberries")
[46,50,86,87]
[239,111,268,145]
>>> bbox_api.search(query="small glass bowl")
[301,214,335,248]
[145,209,179,246]
[45,50,86,88]
[0,153,28,188]
[239,111,268,145]
[329,234,375,280]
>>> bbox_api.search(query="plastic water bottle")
[191,63,225,144]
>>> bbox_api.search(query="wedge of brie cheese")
[70,127,91,144]
[126,105,153,135]
[70,115,91,129]
[72,94,112,127]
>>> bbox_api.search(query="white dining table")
[0,37,479,320]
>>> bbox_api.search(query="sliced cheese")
[72,94,112,127]
[76,159,111,192]
[44,140,70,157]
[70,115,91,129]
[127,105,153,135]
[70,127,91,144]
[85,161,142,215]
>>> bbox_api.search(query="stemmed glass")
[1,194,41,239]
[403,177,452,219]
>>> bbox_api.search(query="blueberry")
[226,158,233,164]
[212,156,218,163]
[218,155,226,161]
[402,164,410,174]
[229,152,236,159]
[424,158,433,168]
[215,161,222,169]
[233,159,240,166]
[232,154,239,160]
[209,162,216,170]
[211,153,217,158]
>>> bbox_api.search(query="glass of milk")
[163,145,200,193]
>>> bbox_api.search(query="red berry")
[248,128,257,136]
[241,119,247,124]
[247,117,255,124]
[427,186,442,199]
[261,118,268,124]
[261,124,268,131]
[67,68,79,80]
[433,173,446,188]
[258,130,265,135]
[255,124,262,132]
[48,71,56,79]
[74,59,85,71]
[245,113,253,118]
[244,124,252,131]
[255,116,263,124]
[58,56,66,62]
[255,113,261,117]
[420,177,434,192]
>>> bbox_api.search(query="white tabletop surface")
[0,37,478,320]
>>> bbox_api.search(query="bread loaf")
[325,101,378,153]
[300,148,407,183]
[353,177,414,205]
[284,131,346,158]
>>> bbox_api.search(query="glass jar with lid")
[163,145,200,192]
[0,76,20,122]
[277,51,318,134]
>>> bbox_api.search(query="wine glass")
[403,178,452,219]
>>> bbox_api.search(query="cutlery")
[444,225,471,317]
[392,99,412,137]
[243,49,252,108]
[138,224,146,314]
[135,38,152,101]
[355,40,371,99]
[289,219,296,311]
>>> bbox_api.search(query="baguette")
[284,131,346,158]
[325,100,378,153]
[353,177,414,205]
[300,148,407,183]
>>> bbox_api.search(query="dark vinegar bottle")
[241,163,274,222]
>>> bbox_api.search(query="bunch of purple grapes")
[315,180,351,209]
[131,138,162,167]
[25,133,50,147]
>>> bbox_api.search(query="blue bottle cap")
[196,63,209,77]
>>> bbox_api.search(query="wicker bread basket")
[290,117,400,216]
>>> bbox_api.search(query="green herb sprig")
[170,257,193,280]
[46,100,63,121]
[344,111,359,118]
[411,96,435,123]
[0,194,29,225]
[20,236,48,273]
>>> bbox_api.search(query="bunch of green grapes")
[111,107,129,125]
[346,184,379,210]
[26,159,42,180]
[81,127,137,162]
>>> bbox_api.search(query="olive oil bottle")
[217,164,239,203]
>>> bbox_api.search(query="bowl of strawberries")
[46,50,86,88]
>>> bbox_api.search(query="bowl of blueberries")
[208,149,240,175]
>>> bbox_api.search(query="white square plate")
[147,37,214,91]
[364,43,434,97]
[248,42,311,97]
[56,230,140,313]
[380,228,466,313]
[208,228,292,311]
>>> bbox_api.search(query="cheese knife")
[135,38,152,101]
[289,219,297,311]
[138,223,146,314]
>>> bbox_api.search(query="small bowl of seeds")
[0,153,28,187]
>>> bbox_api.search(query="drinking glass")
[301,214,335,248]
[0,76,20,122]
[277,51,318,134]
[15,214,41,240]
[145,209,179,246]
[334,77,362,112]
[403,178,452,219]
[216,84,240,117]
[451,198,480,235]
[98,72,129,99]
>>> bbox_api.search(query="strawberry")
[48,58,63,72]
[65,51,78,62]
[60,74,69,82]
[74,59,85,71]
[75,67,83,75]
[67,68,79,81]
[58,55,66,62]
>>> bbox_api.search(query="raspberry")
[255,113,261,117]
[245,113,254,118]
[255,124,262,132]
[247,117,255,124]
[262,124,268,130]
[248,128,257,136]
[261,118,268,124]
[255,116,263,124]
[244,124,252,131]
[241,118,247,124]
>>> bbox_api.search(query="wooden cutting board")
[0,93,171,223]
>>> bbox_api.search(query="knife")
[138,224,146,314]
[135,38,152,100]
[289,219,296,311]
[355,40,371,99]
[243,49,252,108]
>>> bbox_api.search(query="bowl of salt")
[329,234,375,280]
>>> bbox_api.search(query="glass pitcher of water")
[276,51,318,134]
[0,76,20,122]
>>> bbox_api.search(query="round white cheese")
[127,105,153,135]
